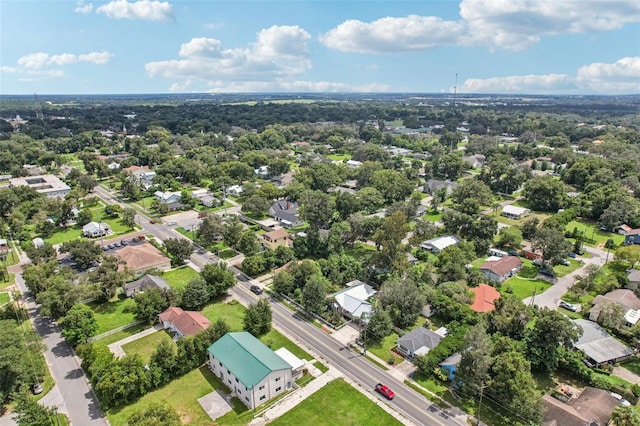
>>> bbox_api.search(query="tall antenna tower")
[453,73,458,109]
[33,93,43,120]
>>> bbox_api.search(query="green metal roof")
[207,332,291,389]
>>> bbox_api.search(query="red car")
[375,383,395,400]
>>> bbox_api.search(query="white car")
[559,301,578,312]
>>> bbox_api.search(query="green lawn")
[107,366,217,426]
[270,378,402,426]
[502,276,552,300]
[89,296,137,334]
[423,212,442,222]
[260,329,312,361]
[0,273,15,290]
[161,266,200,290]
[326,153,352,162]
[92,322,149,346]
[367,332,401,366]
[621,358,640,376]
[344,243,376,261]
[202,300,247,332]
[43,208,135,244]
[565,220,625,248]
[219,248,237,260]
[0,292,9,305]
[554,259,581,277]
[121,330,174,364]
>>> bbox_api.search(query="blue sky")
[1,0,639,95]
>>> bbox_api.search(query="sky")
[1,0,639,95]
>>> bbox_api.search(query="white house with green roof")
[207,332,294,409]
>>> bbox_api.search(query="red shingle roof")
[159,307,211,336]
[470,284,501,313]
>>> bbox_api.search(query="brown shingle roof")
[264,228,290,241]
[117,243,170,271]
[479,256,522,277]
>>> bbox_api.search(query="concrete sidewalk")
[108,323,163,358]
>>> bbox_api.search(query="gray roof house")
[572,319,636,367]
[589,289,640,326]
[424,179,458,195]
[268,200,303,228]
[124,274,170,297]
[420,235,461,253]
[396,327,444,358]
[462,154,485,169]
[82,221,111,238]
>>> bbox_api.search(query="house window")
[228,379,231,384]
[227,369,230,375]
[219,361,222,367]
[275,386,282,392]
[245,386,248,391]
[275,377,281,382]
[259,385,265,390]
[260,395,266,401]
[235,378,239,383]
[245,397,249,402]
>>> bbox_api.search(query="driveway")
[522,246,607,309]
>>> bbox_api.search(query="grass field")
[270,378,402,426]
[367,332,401,366]
[565,220,625,248]
[162,266,200,290]
[423,212,442,222]
[502,276,552,300]
[92,322,148,346]
[107,366,217,426]
[121,330,174,364]
[202,300,247,331]
[326,153,352,162]
[89,296,137,334]
[0,273,15,290]
[0,292,9,305]
[44,207,134,245]
[344,243,376,261]
[260,329,312,361]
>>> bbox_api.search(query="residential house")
[396,327,444,358]
[124,274,170,297]
[271,172,294,188]
[255,165,269,179]
[439,352,462,381]
[208,332,294,409]
[192,189,219,207]
[132,169,157,190]
[345,159,363,169]
[0,239,10,259]
[420,235,461,253]
[589,289,640,326]
[227,185,243,196]
[9,175,71,198]
[469,284,502,313]
[154,191,183,211]
[627,269,640,290]
[624,228,640,245]
[462,154,486,169]
[268,200,303,228]
[260,228,292,250]
[330,280,377,321]
[542,386,620,426]
[158,307,211,338]
[424,179,457,196]
[501,205,530,220]
[478,256,522,282]
[572,319,636,367]
[82,222,111,238]
[117,242,171,276]
[614,224,632,235]
[32,237,44,249]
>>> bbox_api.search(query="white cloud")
[457,57,640,94]
[74,0,93,14]
[320,0,640,53]
[195,80,393,93]
[96,0,174,21]
[146,26,312,82]
[320,15,465,53]
[17,51,113,68]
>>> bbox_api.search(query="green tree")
[243,299,272,337]
[164,238,193,266]
[127,402,181,426]
[37,275,84,319]
[298,190,335,232]
[371,211,409,273]
[148,340,177,386]
[13,392,58,426]
[487,295,531,340]
[611,406,640,426]
[242,195,271,217]
[371,169,414,203]
[134,288,175,324]
[59,239,102,269]
[301,275,329,314]
[362,309,393,345]
[181,277,210,310]
[455,324,493,398]
[200,263,235,298]
[222,216,244,249]
[121,208,137,229]
[61,304,98,346]
[89,255,127,302]
[525,308,581,372]
[197,213,223,245]
[523,175,566,212]
[450,179,493,213]
[615,245,640,267]
[496,226,523,249]
[532,227,572,265]
[378,278,426,328]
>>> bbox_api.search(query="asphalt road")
[13,269,107,426]
[94,185,463,426]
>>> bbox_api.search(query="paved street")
[11,265,107,426]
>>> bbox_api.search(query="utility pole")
[530,287,537,308]
[477,384,488,426]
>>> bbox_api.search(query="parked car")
[560,258,570,266]
[107,243,115,249]
[540,268,555,278]
[120,239,128,246]
[250,285,263,295]
[150,220,156,224]
[375,383,395,400]
[114,242,121,247]
[559,301,578,312]
[32,383,43,395]
[568,252,577,258]
[168,221,177,226]
[508,249,519,256]
[102,246,109,251]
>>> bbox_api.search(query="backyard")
[162,266,200,290]
[121,330,174,364]
[89,296,137,334]
[270,378,402,426]
[502,276,552,300]
[44,206,135,245]
[565,220,625,248]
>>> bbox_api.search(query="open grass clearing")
[121,330,174,365]
[565,220,625,248]
[621,358,640,376]
[269,378,402,426]
[344,242,375,261]
[326,153,352,162]
[161,265,200,290]
[107,366,217,426]
[202,300,247,332]
[367,332,401,366]
[92,322,149,346]
[0,273,15,290]
[260,329,312,361]
[554,258,581,277]
[0,292,9,305]
[89,296,137,334]
[502,276,552,300]
[422,212,442,222]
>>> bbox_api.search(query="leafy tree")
[148,339,177,386]
[200,263,235,298]
[273,271,295,295]
[436,245,472,282]
[611,406,640,426]
[59,239,102,269]
[496,226,523,249]
[370,169,414,203]
[93,355,150,409]
[362,309,393,345]
[23,242,57,265]
[197,213,223,245]
[222,216,244,249]
[242,195,272,217]
[76,209,93,226]
[181,277,210,310]
[520,216,539,240]
[243,299,272,337]
[61,304,98,346]
[301,275,329,314]
[532,227,572,264]
[451,179,493,213]
[600,198,638,231]
[237,230,259,256]
[598,301,626,331]
[134,288,175,324]
[164,238,193,266]
[371,211,409,273]
[298,190,335,232]
[615,245,640,267]
[121,208,136,229]
[378,278,426,328]
[127,402,181,426]
[525,308,581,372]
[89,255,127,302]
[487,295,531,340]
[13,392,58,426]
[455,324,493,398]
[523,175,566,212]
[37,275,84,319]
